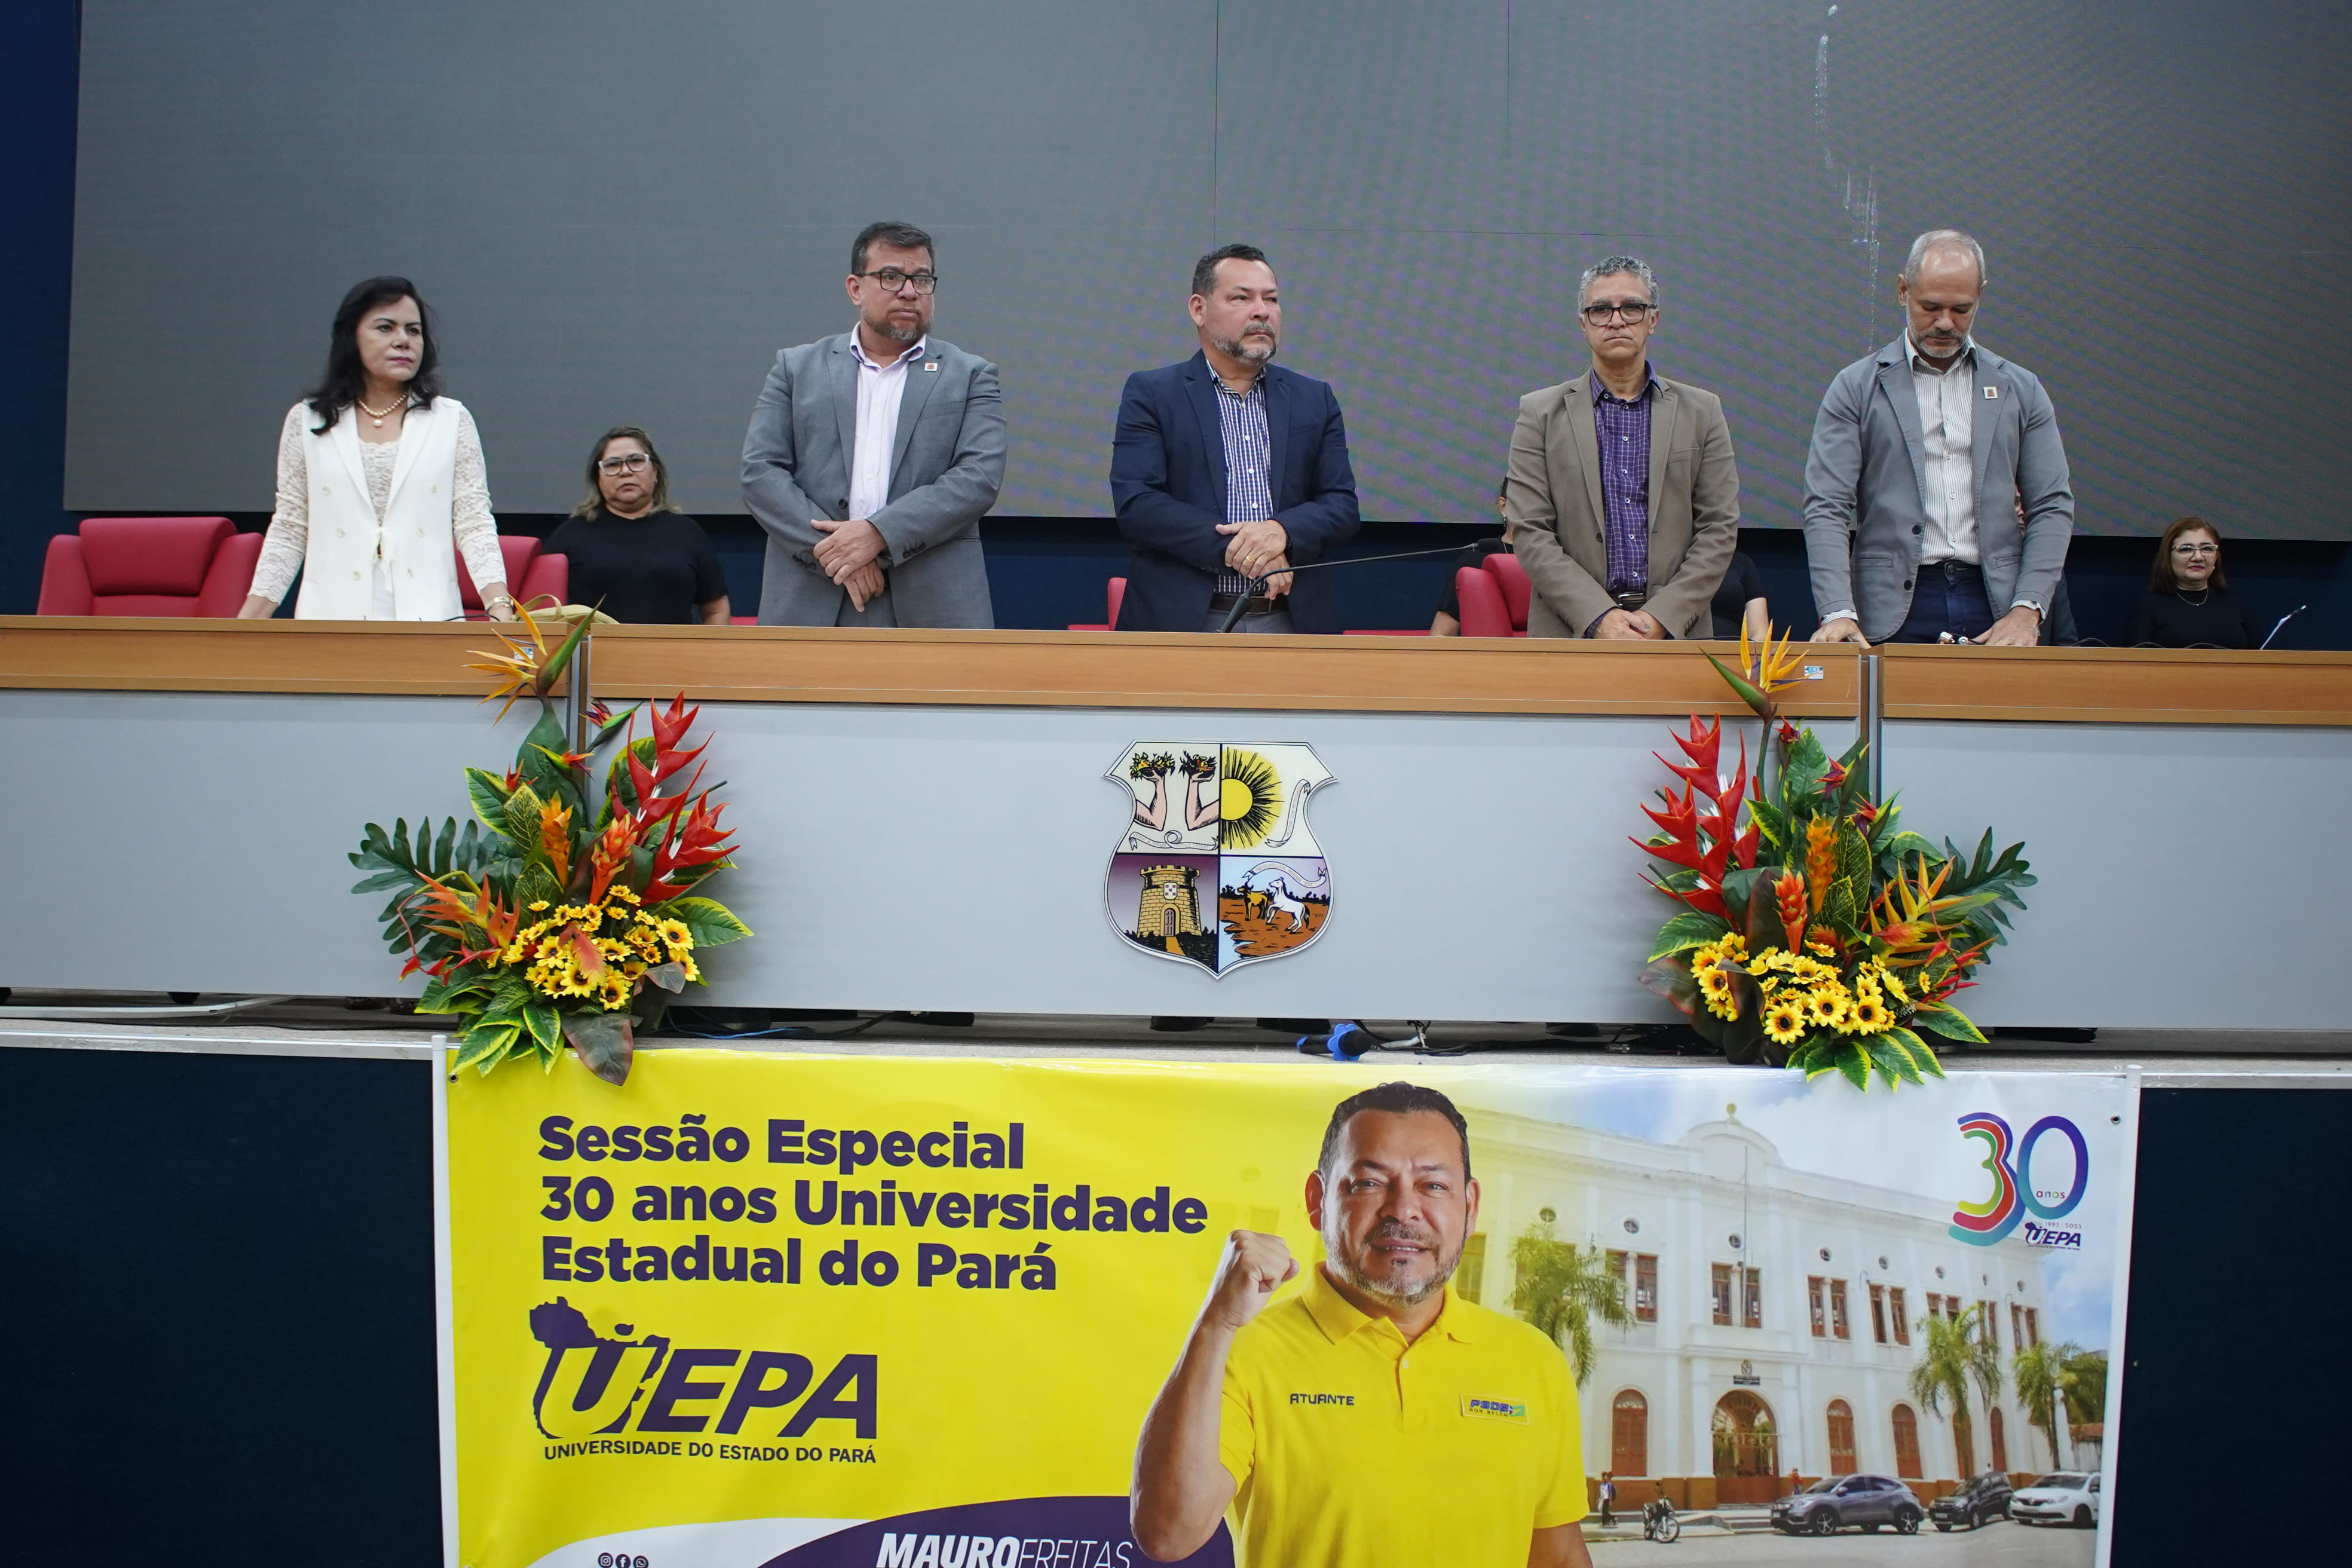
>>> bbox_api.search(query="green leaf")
[1745,795,1787,852]
[501,781,544,847]
[522,997,564,1056]
[642,960,688,994]
[466,768,513,830]
[1648,911,1734,961]
[1780,729,1830,806]
[1917,1002,1988,1045]
[564,1009,635,1085]
[1638,956,1701,1019]
[1867,1035,1925,1087]
[664,895,751,947]
[452,1017,520,1073]
[1833,1041,1870,1090]
[1885,1025,1946,1079]
[1719,865,1769,929]
[516,863,564,912]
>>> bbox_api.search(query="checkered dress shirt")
[1214,376,1275,595]
[1593,373,1656,594]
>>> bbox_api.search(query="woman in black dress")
[2126,516,2259,648]
[545,427,730,624]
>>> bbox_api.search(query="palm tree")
[1909,1303,2002,1474]
[2060,1349,2108,1434]
[1508,1221,1633,1386]
[2012,1339,2082,1469]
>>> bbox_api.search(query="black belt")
[1610,589,1649,612]
[1210,592,1278,614]
[1925,559,1984,580]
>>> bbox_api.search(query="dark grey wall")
[65,1,2352,537]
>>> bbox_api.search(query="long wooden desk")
[3,619,2348,1031]
[5,617,2349,723]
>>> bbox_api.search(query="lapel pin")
[1983,385,1999,399]
[924,361,939,373]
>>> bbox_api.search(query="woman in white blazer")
[240,276,512,620]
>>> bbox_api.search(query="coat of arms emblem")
[1105,741,1335,976]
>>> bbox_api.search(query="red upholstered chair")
[1068,576,1129,631]
[1454,565,1515,637]
[457,537,568,616]
[1481,552,1532,635]
[36,517,262,617]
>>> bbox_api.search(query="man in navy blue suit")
[1108,245,1361,632]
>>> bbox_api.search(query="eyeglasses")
[856,268,939,296]
[598,453,653,475]
[2170,542,2219,556]
[1581,301,1656,326]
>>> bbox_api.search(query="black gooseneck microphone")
[1214,544,1482,632]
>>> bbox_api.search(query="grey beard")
[1334,1246,1458,1309]
[870,314,923,344]
[1211,327,1278,365]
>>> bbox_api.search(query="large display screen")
[64,1,2351,535]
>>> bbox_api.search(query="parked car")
[2011,1471,2101,1528]
[1930,1471,2014,1531]
[1769,1474,1926,1535]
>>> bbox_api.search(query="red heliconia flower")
[645,798,736,902]
[1854,800,1879,828]
[1822,759,1848,789]
[1776,719,1799,746]
[1656,715,1726,804]
[1774,871,1807,953]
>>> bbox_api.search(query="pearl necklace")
[355,391,409,428]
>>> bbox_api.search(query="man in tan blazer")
[1506,256,1741,638]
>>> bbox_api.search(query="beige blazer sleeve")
[1505,378,1615,638]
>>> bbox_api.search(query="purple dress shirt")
[1593,372,1656,595]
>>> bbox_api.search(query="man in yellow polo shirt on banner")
[1131,1082,1592,1566]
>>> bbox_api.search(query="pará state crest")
[1104,741,1335,976]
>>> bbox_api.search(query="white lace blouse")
[252,401,504,605]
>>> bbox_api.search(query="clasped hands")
[1217,517,1293,597]
[813,517,888,612]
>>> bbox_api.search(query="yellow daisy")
[1848,994,1892,1033]
[655,917,693,950]
[1879,969,1910,1004]
[527,899,552,912]
[1763,1000,1807,1044]
[607,886,643,906]
[1803,989,1848,1030]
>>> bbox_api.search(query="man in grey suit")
[1803,229,2073,646]
[742,220,1003,626]
[1506,256,1741,639]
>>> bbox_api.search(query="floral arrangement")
[349,606,749,1085]
[1637,627,2033,1090]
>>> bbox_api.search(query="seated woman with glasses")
[544,427,731,624]
[2126,516,2258,648]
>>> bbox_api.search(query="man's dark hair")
[852,220,935,277]
[1191,243,1270,299]
[1318,1082,1472,1181]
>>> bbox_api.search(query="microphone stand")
[2259,605,2308,651]
[1215,544,1481,632]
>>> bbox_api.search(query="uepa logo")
[1948,1111,2088,1248]
[529,1299,874,1446]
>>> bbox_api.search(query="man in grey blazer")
[1506,256,1741,639]
[742,221,1003,626]
[1803,229,2073,646]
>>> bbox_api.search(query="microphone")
[2259,605,2308,651]
[1216,544,1481,632]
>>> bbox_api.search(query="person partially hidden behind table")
[1110,243,1361,632]
[1506,256,1741,639]
[1711,550,1770,641]
[1131,1082,1591,1567]
[1428,480,1513,636]
[2127,516,2261,649]
[241,275,512,621]
[545,427,730,624]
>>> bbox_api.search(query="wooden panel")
[0,617,1858,717]
[4,617,2348,723]
[1878,644,2352,725]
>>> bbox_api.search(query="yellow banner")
[451,1050,2134,1568]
